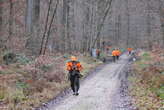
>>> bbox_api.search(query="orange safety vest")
[112,50,117,56]
[127,48,132,52]
[117,50,121,56]
[116,50,121,56]
[66,61,83,71]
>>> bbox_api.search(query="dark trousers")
[70,74,80,93]
[116,55,119,60]
[113,56,116,62]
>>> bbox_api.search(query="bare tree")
[0,0,3,49]
[92,0,113,48]
[146,0,152,49]
[25,0,40,55]
[159,0,164,46]
[39,0,52,55]
[42,0,59,55]
[126,0,130,47]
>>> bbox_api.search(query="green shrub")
[11,89,26,104]
[161,72,164,75]
[156,86,164,100]
[3,51,16,65]
[16,81,29,89]
[40,64,53,72]
[142,52,151,61]
[0,70,4,74]
[16,54,31,65]
[63,54,70,58]
[142,52,150,57]
[0,91,5,100]
[0,70,13,74]
[139,63,149,69]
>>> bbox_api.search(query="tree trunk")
[8,0,14,49]
[26,0,33,33]
[126,0,130,47]
[0,1,2,30]
[92,0,113,48]
[159,0,164,47]
[25,0,40,55]
[146,0,152,49]
[0,1,3,49]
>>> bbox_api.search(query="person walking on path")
[127,48,133,54]
[66,56,83,96]
[116,49,121,60]
[112,49,117,62]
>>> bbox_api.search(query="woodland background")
[0,0,164,55]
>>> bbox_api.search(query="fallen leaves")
[129,49,164,110]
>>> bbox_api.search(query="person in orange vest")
[127,48,133,54]
[112,49,117,62]
[116,49,121,60]
[96,49,101,59]
[66,56,83,96]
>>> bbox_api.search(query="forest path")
[42,54,134,110]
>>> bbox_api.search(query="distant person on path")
[96,49,101,59]
[66,56,83,96]
[112,49,117,62]
[112,49,121,62]
[127,48,133,54]
[116,49,121,60]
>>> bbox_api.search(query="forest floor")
[0,53,103,110]
[38,54,136,110]
[129,49,164,110]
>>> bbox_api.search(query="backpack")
[69,61,79,76]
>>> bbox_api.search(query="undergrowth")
[0,53,102,110]
[129,49,164,110]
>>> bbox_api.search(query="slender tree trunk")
[159,0,164,47]
[0,0,3,32]
[126,0,130,47]
[25,0,40,55]
[26,0,33,33]
[9,0,14,40]
[61,0,67,53]
[116,14,121,46]
[0,1,3,49]
[146,0,152,49]
[65,0,71,52]
[43,0,59,55]
[39,0,52,55]
[92,0,113,48]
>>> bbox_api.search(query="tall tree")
[92,0,113,48]
[9,0,14,38]
[26,0,33,33]
[159,0,164,46]
[39,0,52,55]
[43,0,59,55]
[26,0,40,33]
[126,0,130,47]
[0,0,3,49]
[146,0,152,49]
[0,1,2,30]
[26,0,40,55]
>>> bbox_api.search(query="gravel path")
[38,54,136,110]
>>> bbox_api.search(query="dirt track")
[38,54,136,110]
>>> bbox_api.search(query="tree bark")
[9,0,14,40]
[92,0,113,48]
[126,0,130,47]
[43,0,59,55]
[39,0,52,55]
[159,0,164,46]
